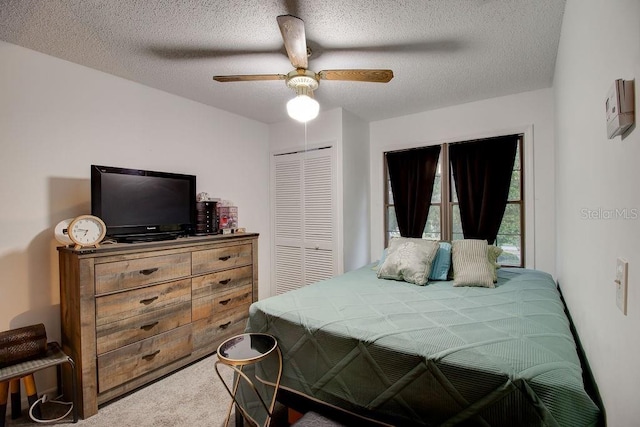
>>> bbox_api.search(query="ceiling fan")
[212,15,394,122]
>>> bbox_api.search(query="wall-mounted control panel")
[606,79,635,139]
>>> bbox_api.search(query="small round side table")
[215,333,282,427]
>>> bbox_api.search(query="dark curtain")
[386,145,441,238]
[449,135,518,244]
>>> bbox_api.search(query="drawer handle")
[141,350,160,361]
[139,268,159,276]
[219,321,231,329]
[219,279,231,285]
[140,296,159,305]
[219,298,231,305]
[140,321,159,331]
[218,255,231,261]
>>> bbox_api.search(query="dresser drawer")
[192,265,252,301]
[192,303,250,354]
[96,282,191,354]
[95,253,191,294]
[97,325,192,393]
[96,279,191,327]
[192,284,252,321]
[192,244,252,275]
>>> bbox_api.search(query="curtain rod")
[385,133,524,155]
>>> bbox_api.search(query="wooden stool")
[0,374,41,424]
[10,379,20,419]
[0,342,77,426]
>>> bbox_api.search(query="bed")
[241,263,601,426]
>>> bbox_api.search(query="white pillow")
[377,237,440,285]
[452,239,495,288]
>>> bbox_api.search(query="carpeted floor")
[4,354,259,427]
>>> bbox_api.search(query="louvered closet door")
[273,147,336,295]
[274,155,303,294]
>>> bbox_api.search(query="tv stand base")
[115,233,180,243]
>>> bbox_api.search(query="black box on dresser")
[195,201,219,235]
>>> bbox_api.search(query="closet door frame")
[270,143,339,296]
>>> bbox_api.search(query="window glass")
[451,204,463,241]
[387,206,400,240]
[431,175,442,203]
[508,144,521,201]
[423,205,441,240]
[496,204,521,266]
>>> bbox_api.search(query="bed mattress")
[244,266,600,426]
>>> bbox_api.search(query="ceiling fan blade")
[213,74,286,82]
[317,69,394,83]
[277,15,308,69]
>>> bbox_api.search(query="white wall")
[554,0,640,424]
[0,41,270,363]
[269,107,343,153]
[342,110,370,271]
[369,88,556,274]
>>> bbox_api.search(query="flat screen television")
[91,165,196,242]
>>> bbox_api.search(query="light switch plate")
[616,258,628,315]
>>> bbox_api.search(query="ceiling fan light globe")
[287,95,319,123]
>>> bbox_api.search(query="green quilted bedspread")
[245,267,600,426]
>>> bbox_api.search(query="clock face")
[68,215,106,247]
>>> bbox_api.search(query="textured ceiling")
[0,0,566,124]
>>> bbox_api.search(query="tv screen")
[91,165,196,242]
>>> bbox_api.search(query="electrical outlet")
[615,258,628,315]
